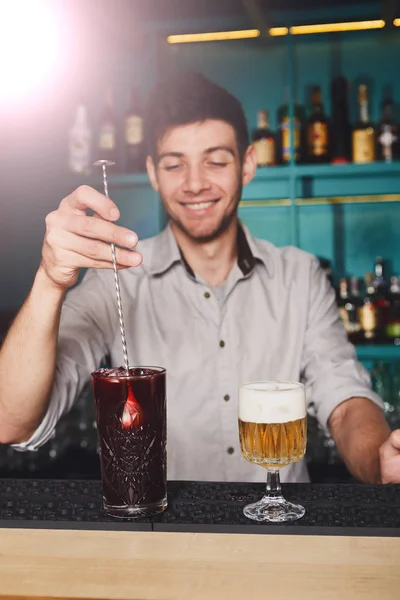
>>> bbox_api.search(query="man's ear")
[146,156,159,192]
[241,145,257,186]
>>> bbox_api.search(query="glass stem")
[265,469,284,501]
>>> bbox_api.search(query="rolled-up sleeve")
[301,257,383,432]
[11,269,117,451]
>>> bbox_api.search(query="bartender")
[0,72,399,484]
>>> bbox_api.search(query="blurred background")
[1,0,400,481]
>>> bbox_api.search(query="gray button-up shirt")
[14,223,382,483]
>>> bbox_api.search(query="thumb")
[381,429,400,459]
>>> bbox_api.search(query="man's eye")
[208,161,228,167]
[164,164,180,171]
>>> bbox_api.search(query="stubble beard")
[161,181,243,244]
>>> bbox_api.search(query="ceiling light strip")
[167,29,260,44]
[271,19,387,37]
[167,19,392,44]
[290,19,385,35]
[269,27,289,37]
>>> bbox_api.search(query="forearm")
[0,266,66,444]
[328,397,390,484]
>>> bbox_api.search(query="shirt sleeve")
[301,256,384,432]
[11,269,117,452]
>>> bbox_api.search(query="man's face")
[147,119,255,243]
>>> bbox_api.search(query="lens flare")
[0,0,60,103]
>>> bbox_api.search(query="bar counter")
[1,479,400,599]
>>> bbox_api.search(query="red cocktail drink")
[91,366,167,518]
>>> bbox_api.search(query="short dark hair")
[144,72,249,161]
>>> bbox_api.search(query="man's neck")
[171,219,238,288]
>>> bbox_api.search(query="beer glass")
[239,381,307,522]
[92,366,167,518]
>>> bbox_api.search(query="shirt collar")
[147,221,271,277]
[147,223,182,276]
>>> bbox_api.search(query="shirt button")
[224,394,230,402]
[219,340,225,348]
[204,291,211,299]
[227,447,234,455]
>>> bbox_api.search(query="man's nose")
[183,164,211,195]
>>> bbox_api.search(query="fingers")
[59,185,120,221]
[62,248,139,271]
[380,429,400,484]
[46,229,142,268]
[46,210,137,249]
[380,429,400,460]
[42,186,141,290]
[389,430,400,451]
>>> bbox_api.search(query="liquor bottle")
[372,256,389,295]
[125,87,145,173]
[252,110,275,167]
[68,102,91,174]
[348,276,363,342]
[330,76,351,164]
[359,273,379,342]
[352,84,376,164]
[377,98,398,163]
[337,277,362,343]
[277,101,305,164]
[372,256,390,337]
[97,88,117,163]
[306,86,329,163]
[318,256,333,287]
[386,276,400,342]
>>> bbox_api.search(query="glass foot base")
[104,495,167,519]
[243,496,305,523]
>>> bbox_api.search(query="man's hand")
[40,185,142,291]
[379,430,400,484]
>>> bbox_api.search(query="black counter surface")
[1,479,400,536]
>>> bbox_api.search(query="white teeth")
[185,201,214,211]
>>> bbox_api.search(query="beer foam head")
[239,381,306,424]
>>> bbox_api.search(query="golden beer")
[239,416,306,469]
[238,381,307,522]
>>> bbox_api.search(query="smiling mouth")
[180,200,219,211]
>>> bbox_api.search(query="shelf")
[252,165,290,180]
[294,161,400,201]
[355,344,400,360]
[243,167,290,201]
[244,162,400,203]
[252,162,400,180]
[295,162,400,179]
